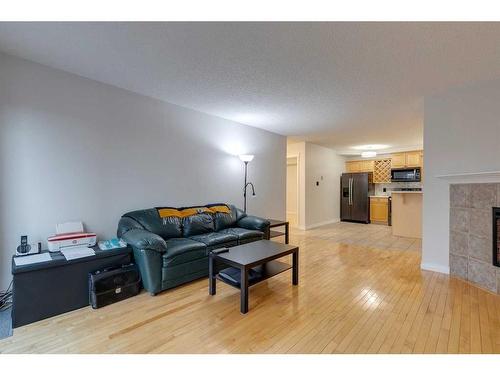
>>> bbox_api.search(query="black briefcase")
[89,263,141,309]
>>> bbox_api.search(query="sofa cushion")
[182,212,215,237]
[206,204,237,231]
[123,208,182,239]
[213,212,236,232]
[189,232,238,248]
[162,238,207,267]
[218,227,263,242]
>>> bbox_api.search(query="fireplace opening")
[493,207,500,267]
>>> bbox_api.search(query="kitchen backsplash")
[374,181,422,196]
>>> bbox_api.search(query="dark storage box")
[89,263,141,309]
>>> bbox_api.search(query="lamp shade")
[239,154,254,162]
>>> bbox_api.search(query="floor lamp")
[239,154,255,213]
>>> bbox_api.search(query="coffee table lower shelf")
[215,260,292,289]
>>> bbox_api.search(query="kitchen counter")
[391,191,423,194]
[391,192,422,238]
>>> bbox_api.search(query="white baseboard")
[420,262,450,275]
[305,218,340,230]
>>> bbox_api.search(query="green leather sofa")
[117,204,270,295]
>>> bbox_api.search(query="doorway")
[286,156,299,227]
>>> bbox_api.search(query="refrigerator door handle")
[349,178,351,205]
[349,178,353,205]
[347,177,351,206]
[350,177,353,206]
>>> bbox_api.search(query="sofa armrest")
[121,228,167,254]
[120,229,167,295]
[237,215,271,233]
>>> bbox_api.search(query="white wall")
[304,143,345,229]
[287,141,345,230]
[422,79,500,274]
[0,53,286,289]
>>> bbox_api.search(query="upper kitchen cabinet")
[346,160,374,173]
[346,160,361,172]
[405,151,422,167]
[390,153,406,168]
[361,160,374,172]
[390,150,423,168]
[345,150,423,179]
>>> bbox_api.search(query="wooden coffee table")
[208,240,299,314]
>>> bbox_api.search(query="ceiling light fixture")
[361,151,377,158]
[351,144,389,151]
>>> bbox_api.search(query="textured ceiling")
[1,22,500,153]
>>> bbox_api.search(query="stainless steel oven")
[391,168,421,182]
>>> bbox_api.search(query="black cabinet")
[11,246,132,328]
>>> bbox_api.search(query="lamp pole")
[243,161,249,213]
[239,154,255,213]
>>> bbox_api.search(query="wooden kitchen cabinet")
[361,160,374,172]
[370,197,389,224]
[346,161,361,173]
[390,153,407,168]
[390,150,423,168]
[346,150,423,176]
[405,151,422,167]
[346,160,374,173]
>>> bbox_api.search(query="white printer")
[47,221,97,252]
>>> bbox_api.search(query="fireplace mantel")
[436,170,500,184]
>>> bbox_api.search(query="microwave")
[391,168,421,182]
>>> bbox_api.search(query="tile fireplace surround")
[449,183,500,294]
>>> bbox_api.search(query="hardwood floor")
[1,222,499,354]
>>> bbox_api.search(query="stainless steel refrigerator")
[340,173,374,223]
